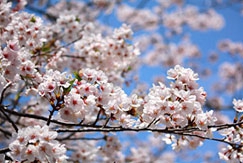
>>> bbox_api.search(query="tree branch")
[0,82,12,105]
[57,136,106,141]
[56,126,243,148]
[0,126,12,138]
[0,147,10,154]
[0,105,18,132]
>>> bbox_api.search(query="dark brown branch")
[178,132,242,148]
[57,136,106,141]
[92,109,102,125]
[209,120,243,130]
[2,107,117,129]
[56,126,243,148]
[2,107,77,127]
[103,117,110,128]
[0,82,12,104]
[46,104,56,126]
[0,105,18,132]
[147,118,160,128]
[3,100,243,149]
[0,126,12,138]
[0,147,10,154]
[4,105,243,132]
[46,93,65,126]
[55,126,202,134]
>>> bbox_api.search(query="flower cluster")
[117,4,224,33]
[117,4,159,31]
[8,125,67,162]
[70,140,99,162]
[233,99,243,113]
[218,62,243,93]
[48,12,140,85]
[218,127,243,162]
[38,69,71,97]
[99,136,124,162]
[47,1,99,23]
[141,65,217,149]
[0,3,48,84]
[162,6,224,33]
[218,99,243,163]
[59,68,142,127]
[19,97,50,126]
[0,40,42,83]
[218,39,243,57]
[56,13,84,42]
[0,0,12,29]
[71,23,140,85]
[2,11,47,50]
[143,37,200,67]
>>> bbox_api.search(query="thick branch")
[0,147,10,154]
[57,136,106,141]
[56,126,242,148]
[209,121,243,130]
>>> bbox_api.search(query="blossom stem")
[47,104,56,126]
[92,109,102,125]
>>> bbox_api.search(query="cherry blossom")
[8,125,67,162]
[0,0,243,162]
[233,99,243,112]
[57,68,140,127]
[141,65,216,150]
[218,62,243,93]
[218,39,243,57]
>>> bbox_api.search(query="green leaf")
[73,71,82,81]
[63,79,75,94]
[127,66,132,71]
[41,43,51,52]
[75,17,80,22]
[30,16,36,23]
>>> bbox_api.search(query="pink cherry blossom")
[8,125,67,162]
[0,1,243,162]
[233,99,243,112]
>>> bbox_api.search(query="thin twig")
[103,117,110,128]
[92,109,102,125]
[147,118,158,128]
[46,104,57,126]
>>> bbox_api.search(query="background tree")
[0,0,243,162]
